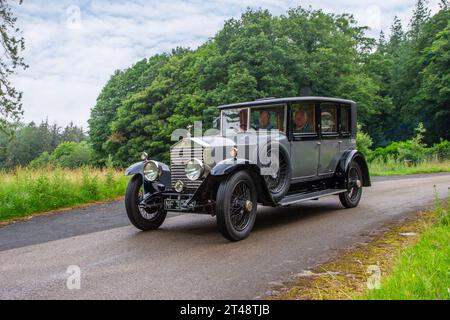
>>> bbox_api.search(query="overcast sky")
[11,0,442,130]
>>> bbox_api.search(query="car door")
[290,101,320,180]
[318,102,340,176]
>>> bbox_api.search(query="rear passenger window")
[320,103,338,134]
[341,105,351,134]
[291,102,316,135]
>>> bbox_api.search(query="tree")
[61,122,85,143]
[0,0,27,132]
[88,55,169,165]
[388,16,404,53]
[92,7,383,166]
[412,9,450,141]
[50,141,92,168]
[408,0,430,39]
[87,5,450,165]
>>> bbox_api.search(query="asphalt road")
[0,173,448,299]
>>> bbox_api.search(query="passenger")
[258,111,273,130]
[294,110,313,133]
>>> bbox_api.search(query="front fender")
[124,162,145,176]
[124,160,172,193]
[211,158,261,176]
[210,158,275,206]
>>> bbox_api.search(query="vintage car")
[124,97,371,241]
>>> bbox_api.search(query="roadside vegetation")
[271,193,449,300]
[0,165,129,223]
[369,158,450,176]
[359,123,450,176]
[363,197,449,299]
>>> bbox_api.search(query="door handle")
[338,140,342,144]
[316,142,321,145]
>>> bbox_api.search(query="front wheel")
[339,161,363,208]
[216,171,258,241]
[125,175,167,231]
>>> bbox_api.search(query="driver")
[258,110,273,130]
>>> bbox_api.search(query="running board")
[279,189,346,206]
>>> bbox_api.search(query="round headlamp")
[185,158,204,181]
[144,160,161,182]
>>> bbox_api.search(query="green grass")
[0,166,129,222]
[363,198,450,300]
[369,158,450,176]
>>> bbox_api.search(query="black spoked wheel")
[262,147,291,202]
[230,181,253,231]
[125,175,167,231]
[339,161,363,208]
[216,171,257,241]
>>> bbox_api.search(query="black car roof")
[217,96,356,109]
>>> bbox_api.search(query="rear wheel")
[216,171,257,241]
[125,175,167,231]
[339,161,363,208]
[262,147,291,202]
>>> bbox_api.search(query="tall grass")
[0,166,129,222]
[369,156,450,176]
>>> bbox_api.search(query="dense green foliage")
[0,120,86,169]
[88,2,450,167]
[366,1,450,145]
[366,123,450,164]
[0,167,129,221]
[29,141,92,169]
[356,124,373,158]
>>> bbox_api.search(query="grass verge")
[363,197,449,300]
[0,167,129,223]
[270,195,449,300]
[369,158,450,176]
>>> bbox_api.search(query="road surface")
[0,173,448,299]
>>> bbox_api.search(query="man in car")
[294,110,313,133]
[258,110,273,130]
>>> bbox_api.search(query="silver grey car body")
[124,96,371,241]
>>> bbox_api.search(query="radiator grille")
[170,146,204,192]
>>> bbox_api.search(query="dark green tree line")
[0,120,86,168]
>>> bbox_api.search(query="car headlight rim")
[144,160,161,182]
[185,158,204,181]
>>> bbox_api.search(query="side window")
[321,103,338,134]
[250,105,286,133]
[340,105,351,134]
[221,108,248,134]
[292,103,316,135]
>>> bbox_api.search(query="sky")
[11,0,443,130]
